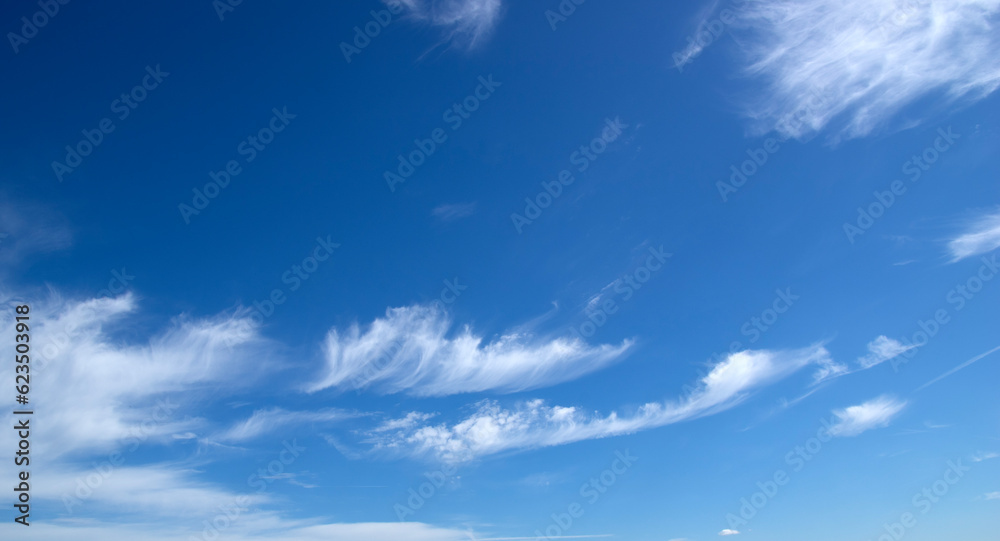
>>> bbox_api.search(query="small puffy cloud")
[858,336,915,369]
[719,529,740,536]
[828,396,907,437]
[947,208,1000,262]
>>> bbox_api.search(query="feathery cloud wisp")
[947,208,1000,262]
[971,451,999,462]
[307,304,634,397]
[828,396,907,437]
[858,336,915,369]
[0,198,72,267]
[733,0,1000,139]
[0,294,271,460]
[391,0,503,49]
[366,344,834,461]
[213,408,358,443]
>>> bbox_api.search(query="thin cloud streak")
[212,408,359,443]
[432,202,477,222]
[916,344,1000,391]
[947,208,1000,262]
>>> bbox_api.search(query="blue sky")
[1,0,1000,539]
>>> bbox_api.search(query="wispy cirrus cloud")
[808,335,913,386]
[0,516,473,541]
[0,197,72,267]
[971,451,999,462]
[828,395,907,437]
[0,293,272,461]
[858,335,915,369]
[306,304,634,397]
[391,0,504,49]
[0,294,488,541]
[947,208,1000,262]
[213,408,359,443]
[366,344,834,461]
[733,0,1000,139]
[670,0,728,71]
[432,202,477,222]
[370,411,438,433]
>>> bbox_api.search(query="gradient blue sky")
[2,1,1000,540]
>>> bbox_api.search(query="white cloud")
[812,358,849,383]
[366,345,834,461]
[37,464,271,517]
[391,0,504,48]
[307,304,634,397]
[0,293,589,541]
[0,294,482,541]
[858,336,915,369]
[432,202,477,221]
[0,294,273,461]
[947,208,1000,262]
[0,519,471,541]
[733,0,1000,139]
[972,451,999,462]
[371,411,439,433]
[985,491,1000,500]
[828,396,907,437]
[213,408,358,443]
[671,0,727,71]
[719,529,740,536]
